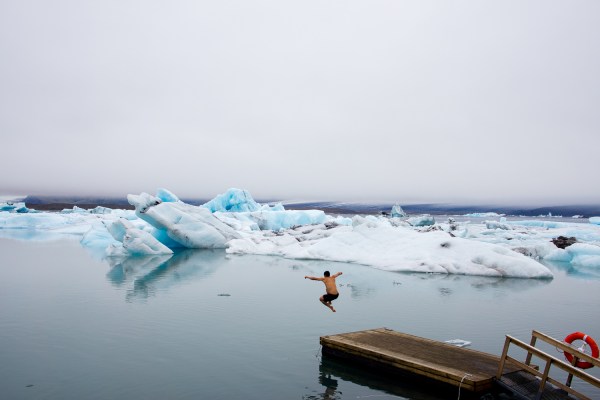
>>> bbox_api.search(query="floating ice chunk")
[508,220,568,229]
[0,201,32,213]
[589,217,600,225]
[566,243,600,268]
[390,203,407,218]
[444,339,471,347]
[62,205,114,214]
[156,188,180,203]
[0,202,17,212]
[202,188,261,212]
[407,215,435,227]
[464,212,504,217]
[0,212,90,234]
[485,220,512,230]
[128,193,241,248]
[106,227,173,256]
[545,243,600,271]
[227,218,553,278]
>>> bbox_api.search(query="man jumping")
[304,271,343,312]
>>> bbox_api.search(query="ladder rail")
[497,334,600,400]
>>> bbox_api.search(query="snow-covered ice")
[2,188,600,279]
[226,216,553,278]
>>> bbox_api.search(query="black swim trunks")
[323,293,339,302]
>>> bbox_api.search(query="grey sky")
[1,1,599,204]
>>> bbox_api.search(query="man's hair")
[324,271,330,277]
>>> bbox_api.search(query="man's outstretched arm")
[304,276,322,281]
[332,272,343,278]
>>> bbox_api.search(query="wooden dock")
[320,327,522,393]
[321,328,600,399]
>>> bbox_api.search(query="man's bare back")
[304,270,343,312]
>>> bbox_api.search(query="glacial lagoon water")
[1,238,600,399]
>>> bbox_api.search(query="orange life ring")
[563,332,599,369]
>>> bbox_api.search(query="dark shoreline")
[22,199,600,218]
[28,203,135,211]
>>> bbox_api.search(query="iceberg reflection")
[105,249,224,301]
[397,271,552,293]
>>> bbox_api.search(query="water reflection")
[466,275,552,292]
[106,254,172,286]
[307,356,448,400]
[339,283,376,299]
[106,249,225,301]
[303,363,341,400]
[394,271,552,294]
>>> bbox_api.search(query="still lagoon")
[1,238,599,399]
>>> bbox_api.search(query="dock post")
[525,332,537,366]
[565,355,580,388]
[535,359,553,400]
[496,335,511,379]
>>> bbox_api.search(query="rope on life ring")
[563,332,599,369]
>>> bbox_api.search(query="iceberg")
[0,201,33,213]
[106,228,173,257]
[589,217,600,226]
[407,214,435,227]
[226,216,553,278]
[128,192,241,248]
[485,220,512,230]
[562,243,600,268]
[6,188,600,278]
[102,218,173,256]
[390,203,407,218]
[464,212,505,217]
[201,188,283,212]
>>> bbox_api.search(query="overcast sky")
[1,1,599,205]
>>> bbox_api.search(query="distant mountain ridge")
[21,195,600,217]
[283,201,600,217]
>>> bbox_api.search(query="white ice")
[464,212,505,217]
[226,216,554,278]
[3,188,600,278]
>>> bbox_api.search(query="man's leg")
[320,295,336,312]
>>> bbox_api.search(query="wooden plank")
[320,328,522,393]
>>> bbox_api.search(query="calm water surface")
[1,238,599,399]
